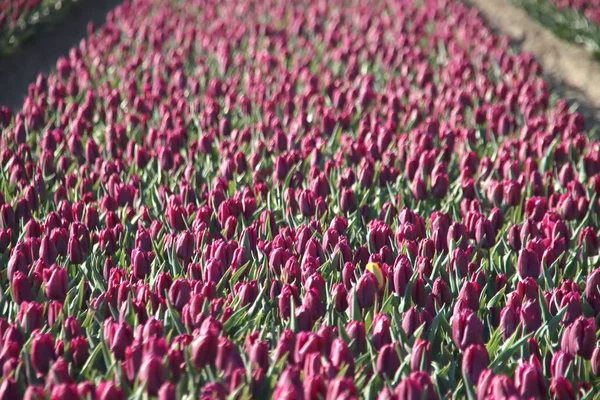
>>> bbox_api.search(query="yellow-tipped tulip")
[366,262,384,289]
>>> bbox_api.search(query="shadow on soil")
[0,0,124,111]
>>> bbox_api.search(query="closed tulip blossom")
[452,310,484,350]
[411,339,432,372]
[514,360,547,398]
[354,272,377,309]
[376,343,401,379]
[561,316,596,359]
[31,333,56,374]
[462,344,489,384]
[517,248,541,280]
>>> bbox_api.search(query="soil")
[0,0,123,111]
[464,0,600,127]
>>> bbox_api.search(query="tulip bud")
[458,281,480,311]
[90,381,122,400]
[273,366,304,399]
[67,236,84,265]
[158,383,176,400]
[559,292,582,326]
[304,375,326,400]
[175,231,194,260]
[520,299,542,333]
[237,280,258,307]
[107,322,133,361]
[0,378,18,399]
[249,340,269,371]
[355,272,377,309]
[517,248,540,280]
[329,338,354,376]
[342,262,356,291]
[278,284,299,319]
[487,374,519,399]
[11,271,33,305]
[393,256,413,296]
[476,369,495,400]
[346,321,366,355]
[550,377,576,400]
[191,331,218,369]
[51,384,78,400]
[551,350,574,378]
[331,284,348,312]
[326,377,357,400]
[578,227,598,255]
[47,300,63,328]
[295,305,313,332]
[514,360,547,398]
[504,180,521,206]
[447,222,468,251]
[131,249,151,280]
[340,189,357,214]
[299,190,316,217]
[475,218,495,249]
[561,316,596,359]
[24,385,46,400]
[7,249,27,282]
[31,333,56,374]
[71,337,88,367]
[0,229,11,254]
[412,178,427,201]
[462,344,489,384]
[18,301,44,333]
[169,279,191,311]
[376,343,400,379]
[139,356,165,396]
[372,314,392,350]
[591,347,600,376]
[499,306,519,340]
[452,310,484,350]
[216,337,244,377]
[44,267,68,301]
[432,173,449,199]
[411,339,431,372]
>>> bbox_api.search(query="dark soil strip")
[465,0,600,128]
[0,0,124,111]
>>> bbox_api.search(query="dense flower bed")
[0,0,80,54]
[0,0,599,398]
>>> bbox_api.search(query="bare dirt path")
[0,0,123,111]
[465,0,600,127]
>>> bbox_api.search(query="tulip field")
[1,0,600,398]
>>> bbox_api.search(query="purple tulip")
[139,356,166,396]
[561,316,596,359]
[346,321,367,355]
[514,360,547,398]
[31,333,56,374]
[550,377,576,400]
[354,272,377,309]
[452,310,484,350]
[44,266,68,301]
[462,344,489,384]
[376,343,401,379]
[411,339,432,372]
[551,350,574,378]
